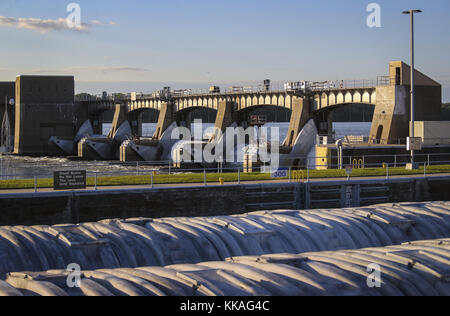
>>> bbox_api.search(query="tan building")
[412,121,450,145]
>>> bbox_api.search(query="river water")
[0,122,371,179]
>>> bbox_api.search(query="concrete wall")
[413,121,450,145]
[153,102,174,140]
[0,176,449,226]
[370,85,409,143]
[371,62,443,144]
[14,76,88,155]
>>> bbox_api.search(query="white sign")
[345,165,353,176]
[407,137,422,151]
[271,168,288,179]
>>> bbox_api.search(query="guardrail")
[77,78,384,103]
[0,152,449,193]
[320,136,450,146]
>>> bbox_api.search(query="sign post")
[406,137,422,169]
[406,137,422,151]
[345,165,353,181]
[53,170,87,191]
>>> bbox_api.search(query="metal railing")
[318,136,450,146]
[0,153,449,193]
[81,77,386,104]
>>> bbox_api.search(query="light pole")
[402,9,422,170]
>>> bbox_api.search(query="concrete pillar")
[214,100,235,133]
[107,104,128,138]
[153,102,174,140]
[369,85,408,144]
[283,97,311,147]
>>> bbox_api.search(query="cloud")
[90,20,117,26]
[29,67,150,74]
[0,16,116,33]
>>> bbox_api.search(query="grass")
[1,164,450,190]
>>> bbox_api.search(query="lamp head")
[403,10,422,14]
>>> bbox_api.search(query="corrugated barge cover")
[0,202,449,279]
[1,239,449,296]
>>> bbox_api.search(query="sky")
[0,0,449,100]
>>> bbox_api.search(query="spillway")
[1,238,449,296]
[0,202,449,279]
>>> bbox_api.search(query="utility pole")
[403,9,422,170]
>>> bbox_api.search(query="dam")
[1,61,448,170]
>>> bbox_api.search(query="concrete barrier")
[0,202,449,280]
[1,175,450,226]
[1,238,449,296]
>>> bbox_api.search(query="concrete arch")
[175,106,217,114]
[329,93,336,106]
[278,95,285,107]
[314,102,375,115]
[237,104,292,113]
[354,91,362,103]
[271,95,278,106]
[245,96,251,109]
[88,103,116,116]
[371,91,377,104]
[128,107,160,115]
[285,95,292,109]
[252,96,258,106]
[240,96,246,109]
[321,93,329,107]
[337,92,345,104]
[345,92,353,103]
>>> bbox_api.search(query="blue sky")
[0,0,449,100]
